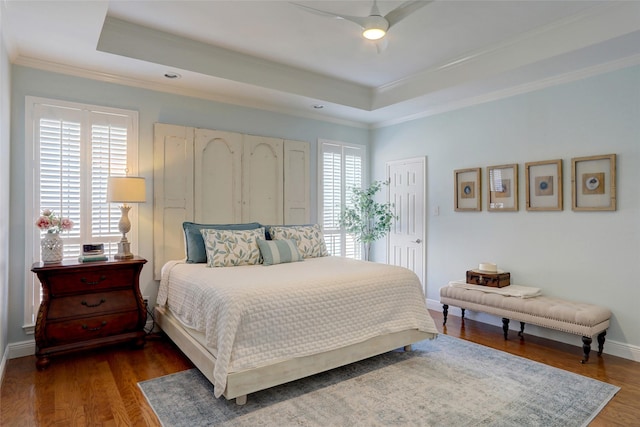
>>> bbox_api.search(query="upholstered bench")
[440,283,611,363]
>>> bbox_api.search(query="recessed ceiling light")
[164,72,181,79]
[313,104,325,109]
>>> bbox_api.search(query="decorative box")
[466,270,511,288]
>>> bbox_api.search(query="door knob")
[412,239,422,244]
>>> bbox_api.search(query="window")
[318,139,366,259]
[24,97,139,327]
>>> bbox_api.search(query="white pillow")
[268,224,328,258]
[200,227,265,267]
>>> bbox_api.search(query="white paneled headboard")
[153,123,310,279]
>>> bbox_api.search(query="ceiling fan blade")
[385,0,433,28]
[375,38,389,54]
[291,2,367,27]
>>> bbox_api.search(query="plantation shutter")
[89,114,131,254]
[26,98,138,326]
[319,140,364,259]
[37,110,82,257]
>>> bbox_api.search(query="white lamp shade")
[107,176,146,203]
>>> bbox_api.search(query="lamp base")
[114,240,134,259]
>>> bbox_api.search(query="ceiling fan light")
[363,27,386,40]
[362,16,388,40]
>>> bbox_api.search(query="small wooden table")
[31,257,147,369]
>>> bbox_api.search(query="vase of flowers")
[36,209,74,263]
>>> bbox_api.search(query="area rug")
[138,335,619,427]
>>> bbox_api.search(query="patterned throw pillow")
[257,239,303,266]
[183,222,262,263]
[268,224,329,258]
[200,227,265,267]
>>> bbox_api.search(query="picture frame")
[571,154,616,211]
[487,164,518,211]
[525,159,562,211]
[454,168,481,211]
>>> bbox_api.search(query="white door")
[386,158,426,289]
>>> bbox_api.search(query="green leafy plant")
[340,180,396,261]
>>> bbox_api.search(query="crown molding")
[12,55,370,129]
[373,53,640,129]
[373,2,640,110]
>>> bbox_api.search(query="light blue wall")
[8,63,640,357]
[0,8,11,366]
[371,65,640,352]
[8,65,369,343]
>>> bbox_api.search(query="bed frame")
[155,306,434,405]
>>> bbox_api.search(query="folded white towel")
[448,280,542,298]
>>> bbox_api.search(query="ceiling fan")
[292,1,433,51]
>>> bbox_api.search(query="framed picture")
[571,154,616,211]
[487,164,518,211]
[454,168,481,211]
[525,159,562,211]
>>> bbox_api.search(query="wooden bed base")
[155,306,435,405]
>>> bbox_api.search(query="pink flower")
[60,218,74,230]
[35,210,74,233]
[35,216,52,230]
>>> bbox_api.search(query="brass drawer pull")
[80,275,107,285]
[81,298,106,308]
[82,321,107,331]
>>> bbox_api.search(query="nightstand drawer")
[47,290,139,320]
[48,267,136,295]
[44,311,141,344]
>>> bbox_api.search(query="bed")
[155,238,438,404]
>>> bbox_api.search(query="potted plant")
[340,180,395,261]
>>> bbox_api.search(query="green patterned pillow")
[257,239,303,266]
[201,227,265,267]
[268,224,329,258]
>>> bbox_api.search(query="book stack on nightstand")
[78,243,108,263]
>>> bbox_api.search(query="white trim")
[426,297,640,363]
[374,54,640,129]
[13,56,368,130]
[23,96,139,329]
[12,49,640,131]
[0,345,7,385]
[7,339,35,359]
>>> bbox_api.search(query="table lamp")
[107,176,146,259]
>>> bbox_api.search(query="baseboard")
[6,322,158,361]
[426,298,640,363]
[0,346,8,385]
[7,339,35,359]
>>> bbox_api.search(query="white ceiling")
[3,1,640,127]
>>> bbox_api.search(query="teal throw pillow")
[257,238,303,266]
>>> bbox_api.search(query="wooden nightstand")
[31,257,147,369]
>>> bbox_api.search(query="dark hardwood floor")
[2,310,639,426]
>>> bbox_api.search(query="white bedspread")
[158,257,438,397]
[448,280,542,298]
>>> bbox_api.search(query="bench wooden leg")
[518,322,525,338]
[461,308,466,319]
[442,304,449,325]
[502,318,509,340]
[581,336,592,364]
[597,330,606,356]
